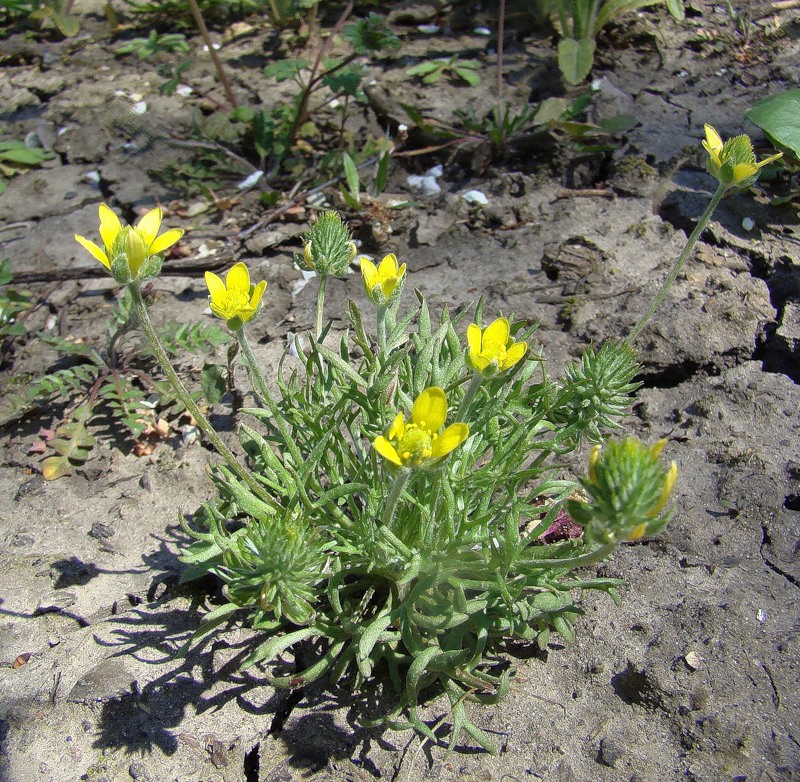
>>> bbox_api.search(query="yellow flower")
[205,262,267,327]
[361,253,407,306]
[466,317,527,377]
[702,124,782,190]
[74,204,184,282]
[373,387,469,469]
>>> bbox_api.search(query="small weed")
[116,30,190,59]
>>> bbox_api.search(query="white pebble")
[742,217,755,231]
[462,189,488,205]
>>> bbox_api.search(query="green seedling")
[0,259,33,368]
[116,29,190,58]
[260,10,399,175]
[0,137,53,195]
[0,278,230,478]
[537,0,685,84]
[406,55,482,86]
[2,0,80,36]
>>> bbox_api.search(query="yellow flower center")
[395,423,436,466]
[223,290,251,314]
[480,343,507,364]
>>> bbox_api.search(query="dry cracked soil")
[1,0,799,780]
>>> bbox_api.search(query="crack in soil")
[760,524,800,590]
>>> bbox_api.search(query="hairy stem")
[457,372,484,420]
[235,326,301,463]
[382,470,410,528]
[129,283,275,506]
[316,273,328,341]
[377,305,388,356]
[626,183,727,344]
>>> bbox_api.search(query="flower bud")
[298,211,356,277]
[566,437,677,545]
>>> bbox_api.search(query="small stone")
[67,659,135,704]
[598,737,625,768]
[89,522,114,540]
[128,761,152,780]
[684,651,704,671]
[48,636,61,647]
[139,470,153,493]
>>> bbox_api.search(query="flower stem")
[626,183,727,344]
[129,284,275,507]
[457,372,484,420]
[235,326,302,463]
[382,470,410,528]
[376,305,388,355]
[315,273,328,341]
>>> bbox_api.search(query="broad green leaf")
[455,67,481,86]
[557,37,596,85]
[264,58,310,82]
[745,89,800,158]
[200,363,226,405]
[666,0,685,20]
[533,97,570,125]
[406,60,443,77]
[342,152,360,198]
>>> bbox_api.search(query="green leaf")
[407,60,443,77]
[666,0,685,20]
[0,146,50,166]
[454,67,481,86]
[342,152,360,199]
[745,89,800,158]
[533,97,570,125]
[557,37,596,85]
[322,69,362,97]
[52,10,80,36]
[313,342,368,387]
[200,363,226,405]
[264,58,310,82]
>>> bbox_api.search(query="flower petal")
[704,124,723,154]
[374,436,403,467]
[378,253,398,277]
[75,234,111,269]
[482,317,510,350]
[387,413,405,441]
[502,341,527,370]
[98,204,122,251]
[205,271,226,304]
[249,279,267,309]
[431,423,469,458]
[226,262,251,294]
[135,207,163,247]
[360,258,378,290]
[732,162,757,183]
[149,227,184,255]
[412,387,447,433]
[466,323,482,358]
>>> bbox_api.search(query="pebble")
[598,736,625,767]
[129,761,152,780]
[684,650,704,670]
